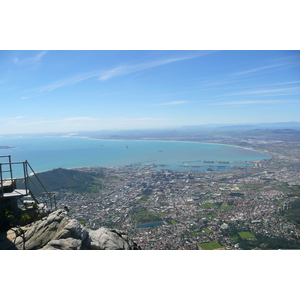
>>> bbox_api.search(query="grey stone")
[2,209,140,250]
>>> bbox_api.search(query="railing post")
[26,161,54,212]
[23,161,28,194]
[0,163,3,196]
[8,155,13,183]
[25,160,29,193]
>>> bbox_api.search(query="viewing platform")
[0,155,57,230]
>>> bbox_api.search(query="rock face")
[1,209,140,250]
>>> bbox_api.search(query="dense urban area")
[47,130,300,250]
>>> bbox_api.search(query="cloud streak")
[225,87,300,96]
[32,52,209,93]
[213,100,300,106]
[158,101,191,106]
[121,117,167,121]
[13,51,47,66]
[98,54,206,81]
[232,63,285,76]
[1,116,101,126]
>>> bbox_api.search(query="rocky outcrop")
[1,209,140,250]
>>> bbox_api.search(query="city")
[52,136,300,250]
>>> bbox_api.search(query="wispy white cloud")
[98,54,205,81]
[158,101,191,106]
[213,99,300,106]
[225,87,300,96]
[0,116,26,121]
[232,63,284,76]
[246,80,300,89]
[121,117,167,121]
[33,72,100,93]
[62,117,101,122]
[32,52,209,93]
[13,51,47,66]
[1,116,100,127]
[198,78,247,88]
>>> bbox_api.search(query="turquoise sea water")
[0,136,270,177]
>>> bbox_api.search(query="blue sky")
[0,50,299,134]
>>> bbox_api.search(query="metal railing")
[0,155,56,211]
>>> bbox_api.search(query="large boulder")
[1,209,140,250]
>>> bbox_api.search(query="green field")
[198,242,223,250]
[199,203,216,209]
[197,211,217,218]
[132,209,161,225]
[238,231,255,239]
[169,220,178,224]
[241,184,265,190]
[219,205,233,210]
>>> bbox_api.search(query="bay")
[0,136,270,177]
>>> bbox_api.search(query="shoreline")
[63,135,272,160]
[3,136,271,176]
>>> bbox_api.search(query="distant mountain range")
[182,122,300,131]
[3,122,300,138]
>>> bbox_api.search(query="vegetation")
[241,184,265,190]
[199,203,216,209]
[142,188,152,196]
[222,224,300,249]
[285,198,300,225]
[198,242,223,250]
[238,231,255,239]
[219,205,233,210]
[29,168,105,195]
[132,208,161,225]
[169,220,178,225]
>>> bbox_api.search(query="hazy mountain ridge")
[2,122,300,139]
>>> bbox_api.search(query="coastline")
[64,135,272,161]
[1,136,271,177]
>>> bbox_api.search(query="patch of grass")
[199,203,215,209]
[132,209,161,225]
[198,242,223,250]
[238,231,255,239]
[139,195,149,202]
[139,199,148,203]
[197,212,217,218]
[205,213,217,218]
[241,184,265,190]
[219,205,233,210]
[189,231,200,236]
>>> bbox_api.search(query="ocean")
[0,136,270,177]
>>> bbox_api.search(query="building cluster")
[54,138,300,250]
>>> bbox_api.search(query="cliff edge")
[0,209,141,250]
